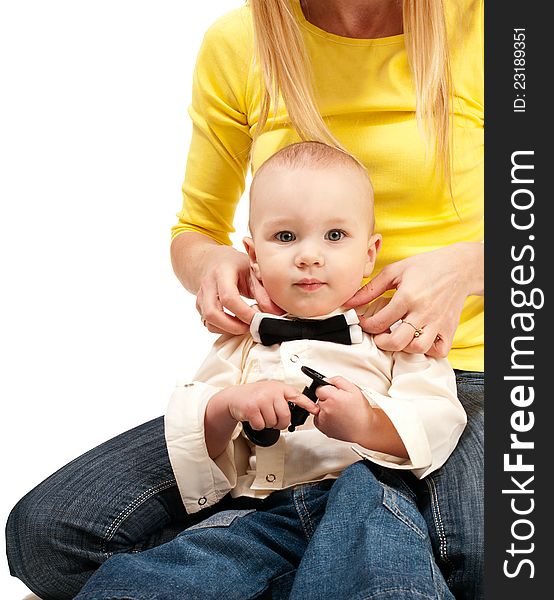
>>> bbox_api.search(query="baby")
[75,142,465,600]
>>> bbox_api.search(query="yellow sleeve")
[171,10,254,245]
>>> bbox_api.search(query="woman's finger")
[400,323,440,355]
[204,322,234,335]
[197,291,224,332]
[358,295,407,334]
[373,320,419,351]
[204,311,250,335]
[195,288,205,318]
[216,272,257,326]
[199,275,250,335]
[343,267,397,309]
[423,330,455,359]
[197,281,236,333]
[250,272,285,315]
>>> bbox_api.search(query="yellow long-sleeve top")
[172,0,484,372]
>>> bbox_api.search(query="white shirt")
[165,310,466,514]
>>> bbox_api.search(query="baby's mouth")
[294,279,326,292]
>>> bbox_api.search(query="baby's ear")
[243,237,262,280]
[363,233,382,278]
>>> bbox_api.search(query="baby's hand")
[226,381,319,431]
[314,377,373,444]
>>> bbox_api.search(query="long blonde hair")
[249,0,452,182]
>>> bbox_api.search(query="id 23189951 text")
[513,28,526,113]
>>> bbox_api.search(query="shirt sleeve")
[352,352,467,478]
[171,10,254,245]
[165,333,252,513]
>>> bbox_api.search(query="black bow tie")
[255,314,355,346]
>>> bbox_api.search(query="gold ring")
[401,320,423,338]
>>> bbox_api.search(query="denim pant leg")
[5,417,195,600]
[410,371,484,600]
[74,482,334,600]
[289,462,454,600]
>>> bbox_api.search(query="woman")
[6,1,483,599]
[175,2,483,593]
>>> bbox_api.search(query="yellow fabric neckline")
[291,0,405,47]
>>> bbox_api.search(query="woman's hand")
[171,232,283,335]
[196,246,284,334]
[344,242,484,358]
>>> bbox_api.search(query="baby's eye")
[325,229,346,241]
[275,231,296,242]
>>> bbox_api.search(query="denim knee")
[418,372,484,599]
[6,486,91,600]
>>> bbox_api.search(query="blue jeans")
[5,371,483,599]
[74,462,453,600]
[412,370,484,599]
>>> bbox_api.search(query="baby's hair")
[248,141,374,234]
[251,141,372,195]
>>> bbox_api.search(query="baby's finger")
[315,385,339,402]
[288,392,320,415]
[259,404,279,429]
[247,409,266,432]
[274,398,293,430]
[324,376,357,392]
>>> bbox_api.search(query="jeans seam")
[457,380,484,386]
[100,479,177,557]
[425,476,455,580]
[78,592,158,600]
[355,588,436,600]
[381,489,426,540]
[292,487,314,540]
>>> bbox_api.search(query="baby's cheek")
[262,277,289,306]
[335,276,364,303]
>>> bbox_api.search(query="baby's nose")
[295,246,325,267]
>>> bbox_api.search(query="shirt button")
[290,354,299,363]
[198,497,207,506]
[266,474,276,482]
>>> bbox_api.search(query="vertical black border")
[485,2,548,595]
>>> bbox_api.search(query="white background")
[0,2,246,597]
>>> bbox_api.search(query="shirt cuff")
[165,381,237,513]
[353,388,433,477]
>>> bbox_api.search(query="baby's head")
[244,141,381,317]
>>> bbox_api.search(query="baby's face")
[245,165,380,317]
